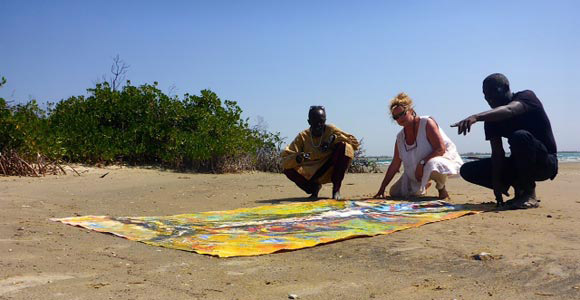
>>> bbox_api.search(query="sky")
[1,0,579,156]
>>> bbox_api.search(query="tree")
[99,55,129,91]
[0,76,6,108]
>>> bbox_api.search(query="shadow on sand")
[255,196,334,204]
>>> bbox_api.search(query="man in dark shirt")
[451,73,558,209]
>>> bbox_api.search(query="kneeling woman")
[374,93,463,199]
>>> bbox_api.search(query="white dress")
[394,116,463,196]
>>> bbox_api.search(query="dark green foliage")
[0,100,52,157]
[1,79,283,173]
[1,76,52,159]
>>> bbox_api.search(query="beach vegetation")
[348,139,381,173]
[0,76,284,175]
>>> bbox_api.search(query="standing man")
[282,106,359,200]
[452,73,558,209]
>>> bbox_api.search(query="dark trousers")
[460,130,558,194]
[283,142,351,194]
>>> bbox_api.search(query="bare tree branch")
[109,55,129,91]
[167,84,178,98]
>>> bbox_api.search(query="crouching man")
[281,106,359,200]
[452,73,558,209]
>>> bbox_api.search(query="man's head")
[308,105,326,137]
[483,73,512,108]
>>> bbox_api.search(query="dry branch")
[0,151,76,177]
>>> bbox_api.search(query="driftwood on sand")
[0,151,79,177]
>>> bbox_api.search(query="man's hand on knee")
[320,134,337,152]
[296,152,310,164]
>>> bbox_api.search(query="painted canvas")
[53,199,478,257]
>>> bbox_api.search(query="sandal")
[504,197,540,210]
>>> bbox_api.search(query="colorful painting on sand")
[52,199,478,257]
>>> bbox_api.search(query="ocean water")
[371,151,580,165]
[557,152,580,162]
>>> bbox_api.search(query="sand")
[1,163,579,299]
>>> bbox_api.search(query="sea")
[369,151,580,165]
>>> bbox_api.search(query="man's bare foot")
[504,187,539,209]
[437,186,450,199]
[504,194,540,209]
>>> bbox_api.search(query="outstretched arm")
[451,101,526,135]
[374,143,402,198]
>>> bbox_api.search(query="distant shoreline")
[364,150,580,159]
[362,151,580,164]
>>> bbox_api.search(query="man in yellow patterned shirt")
[281,106,359,200]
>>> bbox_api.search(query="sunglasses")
[392,109,407,120]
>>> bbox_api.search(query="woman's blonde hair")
[389,92,415,116]
[389,92,413,111]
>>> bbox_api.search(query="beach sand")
[1,164,579,299]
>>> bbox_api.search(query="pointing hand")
[451,115,477,135]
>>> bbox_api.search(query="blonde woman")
[374,93,463,199]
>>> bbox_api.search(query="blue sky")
[1,1,579,155]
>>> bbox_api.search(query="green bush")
[1,79,283,173]
[0,99,52,158]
